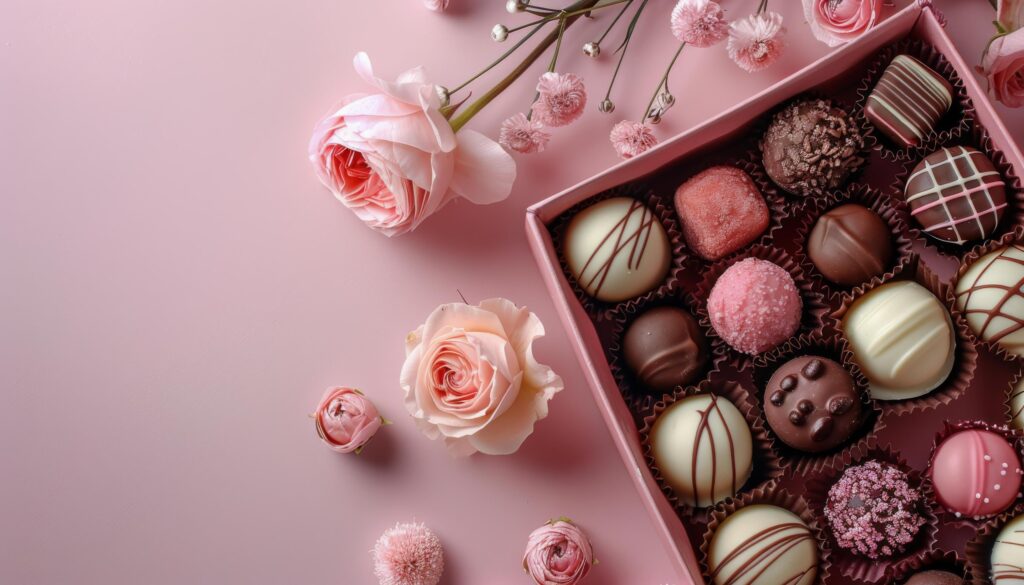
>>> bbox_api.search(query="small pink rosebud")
[313,386,384,454]
[523,518,595,585]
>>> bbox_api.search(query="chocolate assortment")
[548,40,1024,585]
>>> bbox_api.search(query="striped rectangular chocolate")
[865,54,954,148]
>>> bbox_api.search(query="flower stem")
[642,41,685,120]
[989,0,997,9]
[449,0,602,133]
[602,0,650,103]
[757,0,769,15]
[596,0,633,45]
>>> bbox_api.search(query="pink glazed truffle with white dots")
[706,257,802,355]
[929,428,1023,519]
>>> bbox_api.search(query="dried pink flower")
[825,461,925,559]
[373,522,445,585]
[531,72,587,127]
[499,113,551,154]
[671,0,729,48]
[609,120,657,159]
[727,12,786,73]
[314,387,384,454]
[523,518,595,585]
[422,0,449,12]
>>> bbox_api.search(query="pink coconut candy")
[707,257,802,355]
[674,165,769,261]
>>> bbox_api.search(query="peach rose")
[400,298,563,456]
[309,53,515,237]
[803,0,883,47]
[981,29,1024,108]
[523,518,595,585]
[314,387,385,454]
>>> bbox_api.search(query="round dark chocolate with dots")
[764,356,862,453]
[760,98,865,197]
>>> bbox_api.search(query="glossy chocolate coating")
[904,570,963,585]
[865,54,953,148]
[623,306,709,394]
[905,146,1006,245]
[807,203,894,287]
[764,356,862,453]
[761,99,865,197]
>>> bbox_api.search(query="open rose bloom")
[309,53,515,237]
[981,28,1024,108]
[523,519,595,585]
[803,0,882,47]
[400,298,564,456]
[314,387,385,454]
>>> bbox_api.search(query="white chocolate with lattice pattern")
[956,244,1024,357]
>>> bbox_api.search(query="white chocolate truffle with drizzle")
[563,197,671,302]
[955,244,1024,357]
[709,504,818,585]
[841,280,955,401]
[650,394,753,508]
[991,513,1024,582]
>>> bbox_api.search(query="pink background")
[2,1,1022,583]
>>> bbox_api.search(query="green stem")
[527,13,569,120]
[642,41,685,120]
[449,20,548,95]
[989,0,998,9]
[757,0,769,15]
[449,0,601,133]
[603,0,649,102]
[596,0,633,45]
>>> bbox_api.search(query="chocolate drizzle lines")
[711,521,815,585]
[958,245,1024,344]
[691,394,740,506]
[577,199,657,297]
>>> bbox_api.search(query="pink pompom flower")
[499,113,551,154]
[531,72,587,127]
[727,12,785,73]
[671,0,729,48]
[373,522,445,585]
[422,0,449,12]
[313,387,385,454]
[523,518,595,585]
[609,120,657,160]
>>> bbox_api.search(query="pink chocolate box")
[525,4,1024,584]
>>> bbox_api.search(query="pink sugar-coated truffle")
[929,429,1023,519]
[825,461,926,559]
[707,257,802,355]
[674,166,770,261]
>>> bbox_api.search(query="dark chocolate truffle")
[761,99,865,197]
[904,570,964,585]
[807,203,894,286]
[764,356,861,452]
[905,146,1007,245]
[865,54,953,148]
[623,306,708,393]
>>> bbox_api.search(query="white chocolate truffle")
[841,281,955,401]
[955,244,1024,357]
[991,513,1024,582]
[563,197,671,302]
[709,504,818,585]
[651,394,753,508]
[1011,377,1024,430]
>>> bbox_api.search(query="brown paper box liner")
[605,288,727,416]
[885,548,973,585]
[700,485,832,585]
[925,420,1024,529]
[792,183,917,305]
[891,124,1024,261]
[637,378,784,524]
[693,244,829,372]
[547,182,689,322]
[948,226,1024,363]
[750,333,885,475]
[964,501,1024,585]
[749,92,874,201]
[831,254,979,416]
[805,445,938,583]
[853,38,975,163]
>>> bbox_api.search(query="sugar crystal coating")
[674,165,769,261]
[707,258,802,355]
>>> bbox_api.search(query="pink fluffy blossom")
[609,120,657,159]
[373,522,445,585]
[727,12,786,72]
[499,113,551,154]
[671,0,729,48]
[531,72,587,127]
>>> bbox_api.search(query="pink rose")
[998,0,1024,32]
[523,519,595,585]
[309,53,515,237]
[314,387,384,454]
[803,0,882,47]
[400,298,563,456]
[981,29,1024,108]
